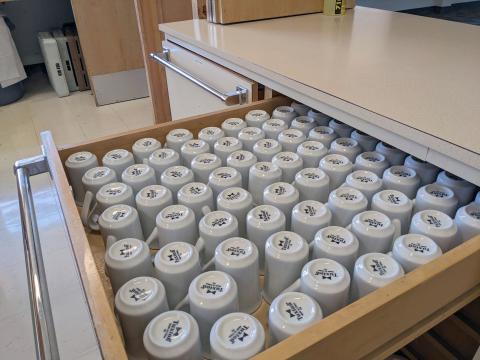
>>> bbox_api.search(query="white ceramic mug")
[208,167,243,200]
[291,101,309,116]
[291,116,316,135]
[198,127,225,150]
[65,151,99,204]
[248,162,282,204]
[153,241,202,310]
[177,182,215,223]
[180,139,210,167]
[291,200,332,243]
[198,210,239,262]
[329,138,362,163]
[292,168,330,203]
[350,130,378,152]
[308,126,338,148]
[353,151,389,178]
[96,182,136,215]
[307,109,330,126]
[344,170,383,205]
[245,109,270,128]
[81,166,118,229]
[214,137,243,165]
[253,138,282,162]
[375,142,406,166]
[263,182,300,229]
[102,149,135,179]
[143,310,202,360]
[404,155,439,186]
[327,187,368,227]
[99,204,144,249]
[283,258,350,316]
[351,253,405,301]
[391,234,442,273]
[135,185,174,239]
[179,271,239,357]
[105,238,153,293]
[210,312,265,360]
[436,171,477,207]
[226,150,258,189]
[213,237,261,313]
[272,151,304,184]
[382,166,421,199]
[349,210,401,255]
[272,106,297,127]
[132,138,162,163]
[296,140,327,168]
[409,209,458,252]
[262,118,288,139]
[115,276,169,357]
[263,231,309,303]
[238,127,265,152]
[413,184,459,217]
[277,129,307,153]
[217,187,254,238]
[455,202,480,243]
[328,119,353,138]
[319,154,353,191]
[166,129,194,154]
[146,148,181,182]
[312,226,359,274]
[121,164,157,195]
[221,118,247,138]
[160,166,195,202]
[190,153,222,184]
[371,190,413,235]
[246,205,286,272]
[268,292,322,346]
[152,205,198,249]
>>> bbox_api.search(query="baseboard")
[356,0,478,11]
[90,68,149,106]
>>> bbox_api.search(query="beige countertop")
[160,7,480,183]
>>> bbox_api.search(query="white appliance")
[37,31,69,97]
[52,29,78,91]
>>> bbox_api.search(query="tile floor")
[0,70,155,359]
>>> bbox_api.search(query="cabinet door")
[163,41,258,120]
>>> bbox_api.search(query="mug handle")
[346,224,352,231]
[81,190,94,227]
[145,228,158,248]
[392,219,402,240]
[174,294,190,311]
[105,235,117,250]
[201,256,215,272]
[195,237,206,264]
[201,205,212,217]
[281,278,301,294]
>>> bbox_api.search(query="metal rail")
[14,155,59,360]
[150,49,248,106]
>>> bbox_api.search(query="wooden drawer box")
[41,96,480,359]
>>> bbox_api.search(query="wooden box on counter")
[206,0,356,24]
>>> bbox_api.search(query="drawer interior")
[42,96,480,360]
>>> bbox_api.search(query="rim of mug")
[189,271,237,303]
[159,205,192,223]
[67,151,95,164]
[122,164,153,178]
[218,187,251,204]
[248,205,285,227]
[100,204,135,223]
[83,166,115,183]
[315,226,358,250]
[422,184,455,200]
[293,200,330,221]
[133,137,160,150]
[107,237,146,264]
[302,258,350,288]
[137,185,171,201]
[376,190,411,207]
[269,291,322,330]
[265,182,298,201]
[222,118,246,128]
[298,140,326,154]
[329,186,366,205]
[352,211,394,236]
[393,234,442,261]
[155,241,197,268]
[414,209,455,232]
[356,253,403,281]
[228,150,257,164]
[103,149,131,162]
[266,231,308,256]
[215,137,242,150]
[464,203,480,221]
[116,276,164,309]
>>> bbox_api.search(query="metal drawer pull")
[150,49,248,106]
[14,155,59,360]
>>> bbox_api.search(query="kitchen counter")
[160,7,480,185]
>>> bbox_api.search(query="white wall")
[2,0,75,65]
[357,0,479,11]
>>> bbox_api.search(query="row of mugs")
[112,228,436,359]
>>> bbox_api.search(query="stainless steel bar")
[14,155,59,360]
[150,50,248,106]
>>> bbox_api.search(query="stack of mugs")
[65,101,480,359]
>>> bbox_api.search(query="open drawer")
[19,96,480,359]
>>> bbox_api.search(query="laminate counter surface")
[160,7,480,157]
